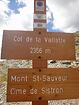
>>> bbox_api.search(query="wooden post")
[33,59,48,105]
[32,101,48,105]
[33,0,48,104]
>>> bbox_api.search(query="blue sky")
[8,0,26,14]
[0,0,79,56]
[0,0,79,33]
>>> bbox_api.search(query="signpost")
[1,0,78,105]
[7,68,79,102]
[1,30,75,60]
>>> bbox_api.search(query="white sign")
[34,22,47,29]
[34,14,46,20]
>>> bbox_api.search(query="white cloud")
[47,0,79,32]
[5,10,33,31]
[0,0,9,25]
[2,0,34,31]
[0,0,10,57]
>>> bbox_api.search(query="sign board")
[7,68,79,102]
[34,14,46,20]
[1,30,75,60]
[36,1,44,11]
